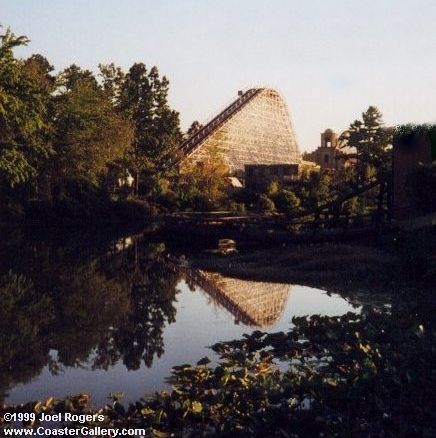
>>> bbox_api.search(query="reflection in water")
[185,270,291,327]
[0,232,358,405]
[0,236,180,401]
[0,272,52,401]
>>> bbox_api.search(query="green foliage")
[267,180,280,197]
[23,178,149,223]
[395,123,436,137]
[230,187,257,210]
[98,63,125,103]
[0,26,184,221]
[178,143,230,210]
[299,171,333,211]
[50,178,112,221]
[154,189,179,212]
[112,199,150,221]
[342,106,393,183]
[189,193,216,212]
[185,120,202,139]
[396,124,436,162]
[256,194,275,212]
[228,201,246,214]
[0,28,54,187]
[118,63,182,193]
[52,69,133,186]
[272,189,300,215]
[339,108,391,221]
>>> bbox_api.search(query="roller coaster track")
[176,88,263,161]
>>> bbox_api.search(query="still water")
[0,231,360,407]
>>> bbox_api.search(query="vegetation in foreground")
[1,294,434,437]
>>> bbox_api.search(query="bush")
[272,189,300,214]
[51,178,113,221]
[155,189,179,212]
[267,180,280,196]
[112,199,149,222]
[230,188,257,206]
[228,201,246,214]
[191,194,216,212]
[256,194,275,212]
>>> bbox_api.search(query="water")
[0,230,360,407]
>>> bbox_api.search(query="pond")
[1,230,363,407]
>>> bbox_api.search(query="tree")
[186,120,203,139]
[273,189,301,215]
[0,25,186,220]
[0,28,54,189]
[118,64,182,196]
[52,66,133,187]
[257,194,276,212]
[57,64,98,91]
[340,106,393,220]
[179,143,229,209]
[98,63,125,103]
[300,171,333,211]
[341,106,393,185]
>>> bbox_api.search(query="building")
[304,128,355,171]
[244,161,319,191]
[393,132,435,219]
[245,164,299,191]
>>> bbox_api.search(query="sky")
[1,0,435,152]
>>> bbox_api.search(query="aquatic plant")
[2,298,434,437]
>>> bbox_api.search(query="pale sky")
[1,0,435,151]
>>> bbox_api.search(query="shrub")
[112,199,149,222]
[267,180,280,196]
[51,178,112,221]
[230,188,257,210]
[256,194,275,212]
[191,194,215,212]
[155,190,179,212]
[228,201,246,214]
[272,189,300,214]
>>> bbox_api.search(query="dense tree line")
[1,26,401,224]
[0,27,182,221]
